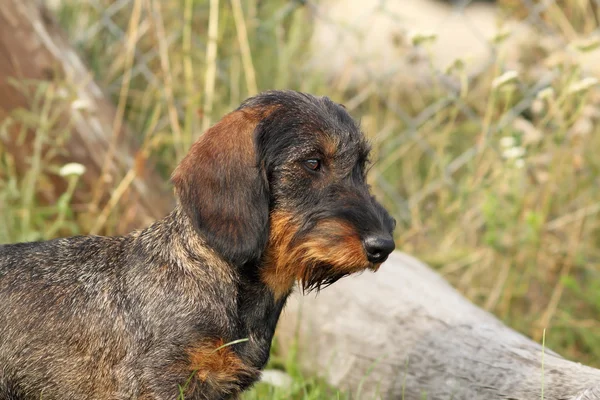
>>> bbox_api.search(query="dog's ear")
[171,108,270,265]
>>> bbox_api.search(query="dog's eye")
[303,159,321,172]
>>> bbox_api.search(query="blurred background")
[0,0,599,397]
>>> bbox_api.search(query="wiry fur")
[0,90,395,400]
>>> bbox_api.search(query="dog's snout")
[362,234,395,263]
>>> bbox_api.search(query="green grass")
[241,338,350,400]
[1,0,600,397]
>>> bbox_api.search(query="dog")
[0,90,396,400]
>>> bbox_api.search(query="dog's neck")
[135,206,290,369]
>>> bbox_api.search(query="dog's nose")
[363,234,395,263]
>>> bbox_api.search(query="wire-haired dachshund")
[0,90,396,400]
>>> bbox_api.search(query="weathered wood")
[0,0,173,234]
[276,251,600,400]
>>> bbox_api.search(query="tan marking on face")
[261,211,372,300]
[320,135,340,159]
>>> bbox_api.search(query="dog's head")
[172,90,395,297]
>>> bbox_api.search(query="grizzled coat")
[0,90,395,400]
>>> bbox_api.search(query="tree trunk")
[0,0,174,234]
[276,251,600,400]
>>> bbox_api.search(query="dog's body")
[0,91,395,400]
[0,212,273,399]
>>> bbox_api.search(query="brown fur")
[261,211,378,300]
[170,105,278,267]
[185,339,259,397]
[0,90,395,400]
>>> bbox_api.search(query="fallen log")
[0,0,174,234]
[276,251,600,400]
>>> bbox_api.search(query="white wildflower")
[536,87,555,100]
[514,159,525,169]
[492,71,519,90]
[568,77,599,95]
[513,117,543,145]
[502,147,526,160]
[56,88,69,98]
[500,136,516,148]
[59,163,86,177]
[260,370,293,389]
[531,99,545,115]
[569,118,593,138]
[71,99,91,110]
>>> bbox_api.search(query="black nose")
[363,235,395,263]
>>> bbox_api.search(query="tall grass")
[0,78,82,243]
[1,0,599,397]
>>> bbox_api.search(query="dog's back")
[0,236,136,399]
[0,222,248,400]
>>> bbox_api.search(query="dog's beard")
[299,262,358,293]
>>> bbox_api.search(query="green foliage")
[0,79,81,243]
[1,0,600,397]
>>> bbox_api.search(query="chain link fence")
[44,0,600,235]
[46,0,599,205]
[40,0,600,367]
[45,0,600,243]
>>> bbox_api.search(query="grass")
[241,338,350,400]
[1,0,599,397]
[542,328,547,400]
[0,78,82,243]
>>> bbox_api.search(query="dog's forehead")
[287,93,365,146]
[242,90,370,160]
[295,115,369,166]
[241,90,358,133]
